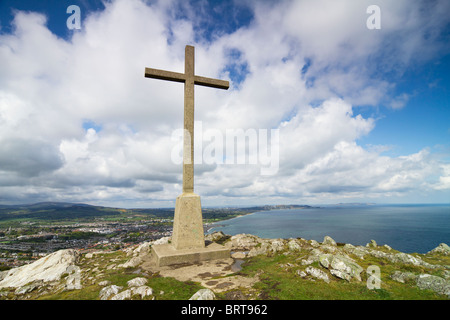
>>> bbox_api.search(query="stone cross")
[144,45,229,251]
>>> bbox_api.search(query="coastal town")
[0,218,173,269]
[0,202,310,270]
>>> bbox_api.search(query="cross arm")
[144,68,186,83]
[194,75,229,90]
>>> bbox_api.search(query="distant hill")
[0,202,314,223]
[0,202,125,222]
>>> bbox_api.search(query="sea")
[208,204,450,254]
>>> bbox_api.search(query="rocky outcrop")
[427,243,450,256]
[0,249,79,289]
[99,285,122,300]
[229,233,449,297]
[416,274,450,298]
[119,237,170,268]
[319,254,363,281]
[189,288,216,300]
[1,233,448,300]
[99,277,153,300]
[390,271,417,283]
[304,266,330,283]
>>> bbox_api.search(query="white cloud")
[0,0,448,206]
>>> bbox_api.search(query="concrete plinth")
[172,192,205,250]
[151,242,230,267]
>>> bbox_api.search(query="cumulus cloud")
[0,0,449,206]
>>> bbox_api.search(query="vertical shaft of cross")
[144,44,229,196]
[183,46,195,194]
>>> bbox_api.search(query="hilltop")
[0,232,448,301]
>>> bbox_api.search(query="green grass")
[145,276,204,300]
[39,285,101,300]
[236,252,447,300]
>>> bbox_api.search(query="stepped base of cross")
[151,193,230,267]
[151,242,230,267]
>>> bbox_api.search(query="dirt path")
[140,253,258,293]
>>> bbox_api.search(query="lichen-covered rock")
[205,231,229,242]
[0,249,79,289]
[131,285,153,298]
[111,289,131,300]
[231,234,262,250]
[269,239,285,253]
[305,266,330,283]
[390,271,417,283]
[127,277,148,287]
[119,256,143,268]
[427,243,450,256]
[309,240,320,248]
[322,236,337,246]
[366,240,377,248]
[343,244,367,259]
[287,239,302,251]
[189,288,216,300]
[99,285,123,300]
[319,254,363,281]
[300,248,322,265]
[416,274,450,297]
[247,242,270,257]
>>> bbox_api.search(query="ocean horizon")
[208,203,450,254]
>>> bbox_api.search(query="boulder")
[296,270,307,278]
[269,239,285,253]
[99,285,123,300]
[390,271,417,283]
[319,254,363,281]
[287,239,302,251]
[111,289,132,300]
[343,244,367,259]
[0,249,79,289]
[230,234,262,250]
[98,280,111,286]
[131,285,153,298]
[119,256,142,268]
[366,240,377,248]
[305,266,330,283]
[152,236,170,246]
[366,248,438,269]
[416,274,450,297]
[322,236,337,246]
[427,243,450,256]
[247,242,270,257]
[321,245,337,253]
[133,241,152,255]
[205,231,229,242]
[127,277,148,287]
[309,240,320,248]
[189,288,216,300]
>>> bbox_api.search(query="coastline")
[204,205,315,233]
[204,204,450,254]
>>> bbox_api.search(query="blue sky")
[0,0,449,207]
[357,53,450,157]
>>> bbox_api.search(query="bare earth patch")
[140,254,258,293]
